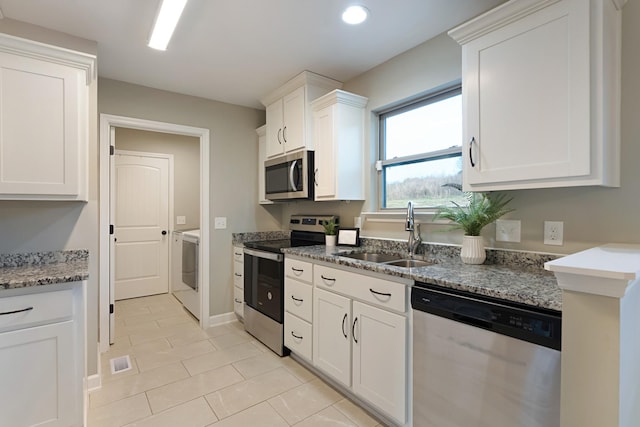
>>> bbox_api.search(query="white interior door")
[114,152,170,300]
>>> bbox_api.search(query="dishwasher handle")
[452,312,493,330]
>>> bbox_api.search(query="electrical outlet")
[176,216,186,225]
[544,221,564,246]
[214,217,227,229]
[496,219,521,243]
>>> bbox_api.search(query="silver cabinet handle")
[283,126,287,143]
[291,331,303,340]
[291,267,304,275]
[291,295,303,303]
[234,298,242,304]
[0,306,34,316]
[469,137,476,168]
[314,168,318,186]
[277,128,283,144]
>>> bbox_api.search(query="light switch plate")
[214,217,227,229]
[496,219,521,243]
[176,216,186,225]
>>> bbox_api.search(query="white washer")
[174,229,200,319]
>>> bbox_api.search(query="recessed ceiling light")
[342,5,369,25]
[148,0,188,51]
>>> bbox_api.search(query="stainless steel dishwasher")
[412,282,561,427]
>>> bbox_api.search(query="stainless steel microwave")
[264,151,314,201]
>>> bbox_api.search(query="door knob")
[161,230,167,235]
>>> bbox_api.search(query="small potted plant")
[435,184,514,264]
[322,218,338,246]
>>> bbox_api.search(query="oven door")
[244,248,284,323]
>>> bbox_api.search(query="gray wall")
[115,128,200,232]
[98,78,278,323]
[0,19,100,374]
[331,1,640,255]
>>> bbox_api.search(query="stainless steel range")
[243,214,338,356]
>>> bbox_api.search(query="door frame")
[99,114,210,353]
[112,149,174,303]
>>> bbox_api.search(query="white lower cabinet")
[313,288,352,387]
[232,246,244,320]
[284,258,314,362]
[312,264,408,425]
[352,300,406,423]
[0,283,85,427]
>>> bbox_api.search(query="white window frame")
[377,83,463,210]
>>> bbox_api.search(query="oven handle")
[243,248,284,262]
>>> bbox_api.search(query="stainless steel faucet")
[406,201,422,258]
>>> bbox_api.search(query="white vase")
[325,235,337,246]
[461,235,486,264]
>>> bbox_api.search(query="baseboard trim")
[87,373,101,391]
[209,311,238,327]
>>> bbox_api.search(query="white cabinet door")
[265,99,284,158]
[0,321,78,427]
[282,86,306,153]
[352,301,407,424]
[311,90,367,201]
[451,0,622,191]
[0,50,89,200]
[313,287,351,387]
[313,104,336,198]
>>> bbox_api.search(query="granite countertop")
[282,243,562,312]
[0,250,89,290]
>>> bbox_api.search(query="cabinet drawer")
[233,261,244,289]
[233,247,244,263]
[314,265,406,313]
[233,286,244,319]
[285,258,313,283]
[0,289,74,332]
[285,278,312,322]
[284,312,312,361]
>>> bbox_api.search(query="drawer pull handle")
[234,273,242,277]
[0,306,34,316]
[291,331,303,340]
[321,275,336,284]
[342,313,348,338]
[291,267,304,274]
[369,288,392,298]
[234,298,242,303]
[352,317,359,343]
[235,252,242,256]
[291,295,304,303]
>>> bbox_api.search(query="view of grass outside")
[381,89,465,209]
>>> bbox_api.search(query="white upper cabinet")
[311,90,368,201]
[261,71,342,159]
[0,34,95,201]
[449,0,625,191]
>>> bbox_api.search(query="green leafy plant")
[434,184,514,236]
[322,219,338,236]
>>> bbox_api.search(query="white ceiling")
[0,0,506,109]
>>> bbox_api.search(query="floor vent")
[110,355,132,374]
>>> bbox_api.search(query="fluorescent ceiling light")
[342,5,369,25]
[148,0,188,51]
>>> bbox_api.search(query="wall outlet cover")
[544,221,564,246]
[176,216,186,225]
[214,217,227,229]
[496,219,521,243]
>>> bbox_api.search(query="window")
[378,85,465,209]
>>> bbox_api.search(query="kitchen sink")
[338,252,403,263]
[384,259,433,268]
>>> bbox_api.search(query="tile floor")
[88,293,387,427]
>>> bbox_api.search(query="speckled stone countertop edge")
[283,244,562,312]
[0,250,89,290]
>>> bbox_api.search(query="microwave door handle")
[289,160,298,190]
